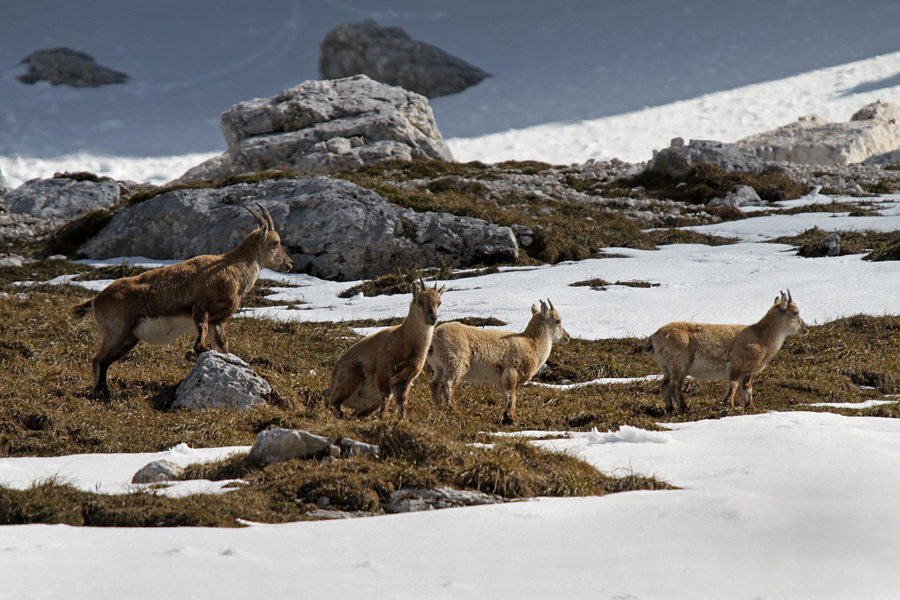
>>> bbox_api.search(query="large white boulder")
[177,75,453,182]
[737,100,900,166]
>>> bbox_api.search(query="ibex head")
[775,289,809,336]
[245,203,293,273]
[411,279,445,326]
[532,298,570,345]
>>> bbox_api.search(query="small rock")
[339,438,381,458]
[816,233,841,257]
[249,428,335,466]
[173,351,272,411]
[132,459,183,484]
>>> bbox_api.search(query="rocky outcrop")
[318,20,489,98]
[176,75,453,183]
[173,352,272,411]
[79,177,518,281]
[737,100,900,167]
[3,176,120,221]
[17,47,128,87]
[645,137,765,178]
[0,167,8,198]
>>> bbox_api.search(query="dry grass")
[772,228,900,260]
[2,262,897,527]
[0,268,675,525]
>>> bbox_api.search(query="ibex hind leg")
[92,333,139,397]
[328,363,365,416]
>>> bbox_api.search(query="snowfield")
[3,0,900,598]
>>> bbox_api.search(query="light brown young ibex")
[427,299,570,425]
[328,280,444,420]
[71,203,293,396]
[643,290,809,413]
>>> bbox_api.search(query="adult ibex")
[71,203,293,396]
[643,290,809,413]
[427,299,570,425]
[328,280,445,420]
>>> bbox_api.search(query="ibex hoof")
[501,414,517,426]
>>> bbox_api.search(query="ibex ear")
[410,280,422,297]
[779,291,789,311]
[531,303,540,315]
[540,300,550,319]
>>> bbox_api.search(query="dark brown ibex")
[72,203,293,396]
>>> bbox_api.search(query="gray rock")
[0,167,8,198]
[816,233,841,257]
[173,351,272,411]
[79,177,518,282]
[176,75,452,182]
[17,47,128,87]
[318,20,489,98]
[737,101,900,166]
[339,437,381,458]
[4,177,120,221]
[708,185,763,208]
[386,486,504,513]
[132,460,184,484]
[249,428,335,466]
[0,254,28,267]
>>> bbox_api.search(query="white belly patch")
[133,316,196,346]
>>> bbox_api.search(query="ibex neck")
[523,320,554,359]
[224,234,263,296]
[753,310,789,352]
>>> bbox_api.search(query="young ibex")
[427,299,570,425]
[71,203,293,396]
[643,290,809,413]
[328,280,444,420]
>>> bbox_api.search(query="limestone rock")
[339,438,381,458]
[737,101,900,166]
[645,139,766,178]
[816,233,841,257]
[318,20,489,98]
[708,185,763,208]
[176,75,452,182]
[79,177,518,281]
[249,428,334,466]
[17,47,128,87]
[4,177,120,221]
[132,460,184,484]
[173,351,272,411]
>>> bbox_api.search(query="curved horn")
[547,298,555,311]
[787,289,793,303]
[244,205,265,230]
[256,202,275,231]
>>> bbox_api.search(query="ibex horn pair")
[245,202,274,232]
